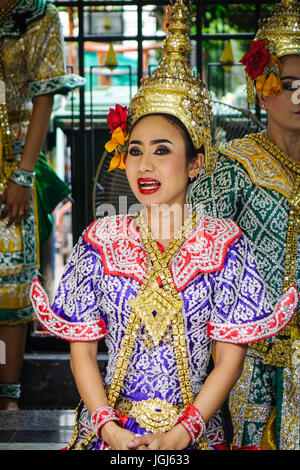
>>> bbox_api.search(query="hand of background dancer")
[0,182,30,226]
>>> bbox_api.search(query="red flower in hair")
[107,104,128,134]
[240,40,271,80]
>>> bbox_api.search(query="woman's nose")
[139,150,155,172]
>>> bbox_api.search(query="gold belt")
[115,395,212,450]
[115,396,183,433]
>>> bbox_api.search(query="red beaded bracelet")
[91,406,129,438]
[91,406,118,438]
[174,404,206,445]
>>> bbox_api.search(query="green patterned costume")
[188,132,300,450]
[0,0,85,325]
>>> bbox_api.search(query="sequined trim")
[0,382,21,399]
[30,279,107,342]
[207,286,299,344]
[28,74,86,98]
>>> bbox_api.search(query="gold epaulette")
[221,134,294,202]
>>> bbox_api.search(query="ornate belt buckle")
[130,398,179,433]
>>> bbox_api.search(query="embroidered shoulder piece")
[85,215,147,285]
[171,216,241,290]
[207,285,299,344]
[84,215,242,290]
[221,136,294,201]
[30,279,107,342]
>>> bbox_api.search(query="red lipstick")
[137,177,161,194]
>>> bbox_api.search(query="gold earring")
[189,171,199,182]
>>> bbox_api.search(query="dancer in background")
[188,0,300,450]
[0,0,85,410]
[30,0,298,450]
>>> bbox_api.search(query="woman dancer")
[31,0,298,450]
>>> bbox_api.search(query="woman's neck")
[143,203,190,248]
[266,124,300,162]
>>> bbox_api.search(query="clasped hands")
[101,422,191,451]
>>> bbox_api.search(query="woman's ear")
[256,89,267,110]
[188,152,205,180]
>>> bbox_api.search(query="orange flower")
[107,151,126,172]
[255,74,267,92]
[262,72,283,98]
[105,126,128,171]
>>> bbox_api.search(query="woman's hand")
[101,421,148,450]
[0,182,30,226]
[127,424,191,450]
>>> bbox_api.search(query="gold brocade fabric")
[261,407,277,450]
[0,3,65,160]
[0,182,39,314]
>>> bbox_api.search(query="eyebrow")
[129,139,174,145]
[281,76,300,80]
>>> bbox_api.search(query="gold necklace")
[108,211,198,410]
[132,210,196,347]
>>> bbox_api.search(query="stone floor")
[0,410,75,450]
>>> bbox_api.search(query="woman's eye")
[282,82,297,91]
[128,146,142,156]
[154,146,171,155]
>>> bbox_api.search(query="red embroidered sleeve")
[30,279,107,342]
[207,285,298,344]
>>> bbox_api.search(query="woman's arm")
[0,94,53,226]
[193,342,247,422]
[128,341,247,450]
[20,94,54,172]
[69,341,139,450]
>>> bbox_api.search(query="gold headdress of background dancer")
[240,0,300,106]
[105,0,219,175]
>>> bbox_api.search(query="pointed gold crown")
[128,0,218,174]
[255,0,300,57]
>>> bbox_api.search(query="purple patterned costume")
[31,215,298,450]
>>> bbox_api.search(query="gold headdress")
[106,0,218,175]
[241,0,300,105]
